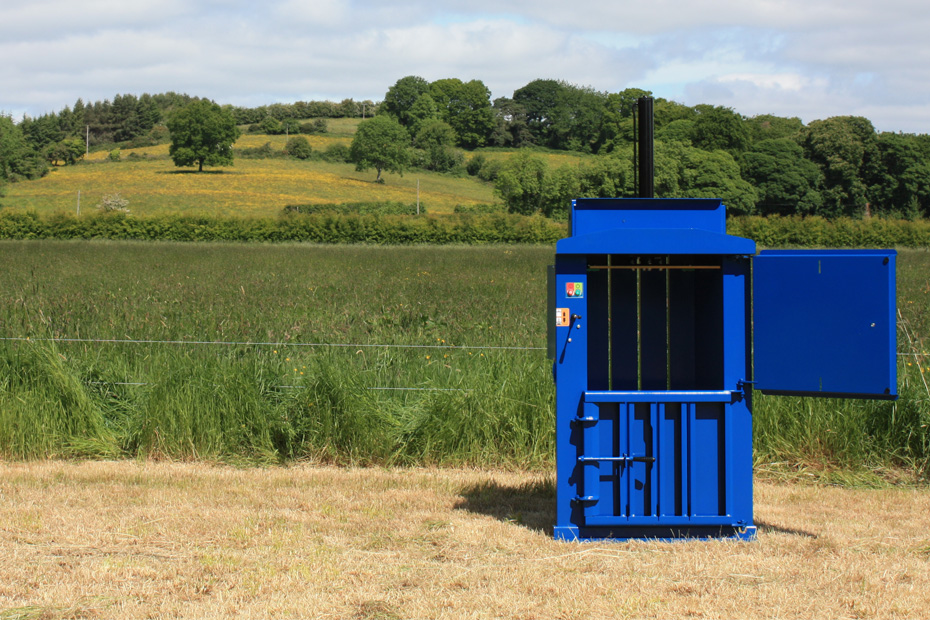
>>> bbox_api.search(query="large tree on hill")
[513,79,609,152]
[428,78,495,149]
[381,76,431,129]
[167,100,240,172]
[349,115,411,182]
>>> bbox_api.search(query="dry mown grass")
[1,461,928,619]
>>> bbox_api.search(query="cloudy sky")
[2,0,928,133]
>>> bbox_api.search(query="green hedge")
[283,201,425,215]
[727,215,930,248]
[0,211,928,246]
[0,211,567,244]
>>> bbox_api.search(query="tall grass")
[0,241,927,477]
[0,241,554,466]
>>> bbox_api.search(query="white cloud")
[717,73,810,92]
[2,0,929,132]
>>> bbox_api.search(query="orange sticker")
[556,308,570,327]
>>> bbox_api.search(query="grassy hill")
[2,123,508,217]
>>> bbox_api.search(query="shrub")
[300,119,328,134]
[283,201,424,216]
[284,136,312,160]
[454,203,506,214]
[467,155,503,182]
[322,143,350,163]
[235,142,278,159]
[97,193,130,214]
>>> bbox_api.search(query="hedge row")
[727,215,930,248]
[282,201,425,216]
[0,211,928,247]
[0,211,566,244]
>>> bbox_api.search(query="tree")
[0,115,48,183]
[349,115,411,182]
[46,138,85,166]
[745,114,804,143]
[495,151,551,215]
[259,116,283,135]
[513,79,565,135]
[381,76,431,128]
[167,100,240,172]
[428,78,495,148]
[656,119,695,144]
[284,136,312,160]
[599,89,650,150]
[413,120,462,172]
[801,116,878,216]
[740,138,823,215]
[489,97,533,147]
[406,94,441,139]
[867,132,930,217]
[691,105,750,154]
[657,141,758,215]
[680,147,758,215]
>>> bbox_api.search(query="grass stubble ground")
[1,461,929,620]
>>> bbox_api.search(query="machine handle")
[578,455,656,463]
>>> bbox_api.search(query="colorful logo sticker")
[566,282,583,298]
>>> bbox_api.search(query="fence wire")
[1,336,923,355]
[0,336,544,351]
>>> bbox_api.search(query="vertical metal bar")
[666,258,671,390]
[626,403,633,517]
[681,403,695,518]
[652,402,659,518]
[636,264,642,390]
[607,255,613,391]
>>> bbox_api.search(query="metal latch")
[578,455,656,464]
[572,495,599,505]
[570,416,598,426]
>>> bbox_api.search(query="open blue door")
[753,250,897,400]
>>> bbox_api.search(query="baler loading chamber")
[585,255,725,392]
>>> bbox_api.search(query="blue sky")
[2,0,928,133]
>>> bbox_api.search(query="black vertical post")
[636,97,655,198]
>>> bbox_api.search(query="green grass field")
[0,241,927,478]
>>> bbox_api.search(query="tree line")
[0,93,378,178]
[364,76,930,219]
[3,79,930,220]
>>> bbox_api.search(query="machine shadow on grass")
[455,480,819,540]
[754,520,818,539]
[454,477,556,535]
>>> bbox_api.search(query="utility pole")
[417,179,420,215]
